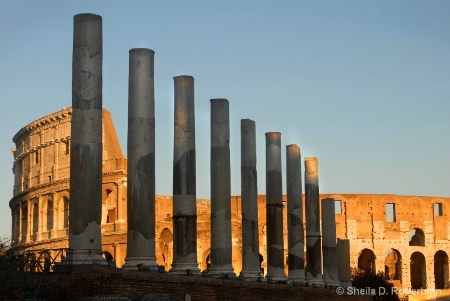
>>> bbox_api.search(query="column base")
[169,263,200,275]
[239,269,263,281]
[208,264,235,278]
[266,266,287,281]
[122,257,159,271]
[306,272,325,287]
[288,269,306,282]
[71,249,108,270]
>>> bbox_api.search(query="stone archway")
[385,249,402,283]
[434,250,449,289]
[159,228,173,271]
[409,228,425,247]
[202,249,211,271]
[358,249,376,273]
[410,251,426,289]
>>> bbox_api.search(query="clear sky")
[0,1,449,239]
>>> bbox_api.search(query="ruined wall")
[9,108,450,291]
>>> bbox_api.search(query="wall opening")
[358,248,376,273]
[102,189,116,224]
[335,200,342,214]
[386,203,396,222]
[159,228,173,271]
[32,202,39,241]
[410,252,426,289]
[409,228,425,247]
[47,199,53,233]
[384,249,402,283]
[434,203,443,217]
[434,250,449,289]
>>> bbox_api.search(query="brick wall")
[39,270,372,301]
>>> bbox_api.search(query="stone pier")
[69,13,107,267]
[240,119,262,280]
[322,198,339,285]
[286,144,305,282]
[265,132,286,280]
[171,75,199,274]
[123,48,158,270]
[209,99,234,276]
[337,239,352,286]
[305,157,323,284]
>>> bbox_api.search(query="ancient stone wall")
[9,108,450,291]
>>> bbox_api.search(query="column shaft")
[286,144,305,281]
[337,239,351,286]
[171,75,199,274]
[240,119,262,279]
[265,132,286,280]
[209,98,234,276]
[69,13,106,267]
[124,48,158,270]
[305,157,323,282]
[322,198,339,284]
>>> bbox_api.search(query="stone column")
[209,98,234,276]
[123,48,158,270]
[286,144,305,282]
[322,198,339,285]
[337,239,351,286]
[265,132,286,280]
[170,75,199,274]
[69,13,106,267]
[240,119,262,279]
[305,157,323,284]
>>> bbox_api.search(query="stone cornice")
[13,136,71,162]
[12,107,72,144]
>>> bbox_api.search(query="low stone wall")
[42,270,370,301]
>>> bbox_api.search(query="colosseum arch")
[43,197,54,239]
[56,195,69,234]
[434,250,449,289]
[102,188,117,224]
[31,200,39,241]
[202,249,211,271]
[410,251,426,289]
[358,248,376,273]
[409,228,425,247]
[21,202,28,242]
[384,249,402,283]
[159,228,173,271]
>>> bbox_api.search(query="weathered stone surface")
[322,198,339,285]
[286,144,305,281]
[265,132,286,280]
[209,99,234,276]
[124,48,158,270]
[69,13,106,267]
[171,75,199,274]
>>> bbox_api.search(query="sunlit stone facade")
[8,107,450,290]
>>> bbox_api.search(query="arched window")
[409,228,425,247]
[358,249,376,273]
[434,251,449,289]
[384,249,402,283]
[47,199,53,232]
[410,252,427,289]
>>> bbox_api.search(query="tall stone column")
[286,144,305,281]
[322,198,339,285]
[240,119,262,279]
[337,239,351,286]
[123,48,158,270]
[171,75,199,274]
[305,157,323,283]
[69,13,106,267]
[265,132,286,280]
[209,98,234,276]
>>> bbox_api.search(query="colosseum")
[8,107,450,291]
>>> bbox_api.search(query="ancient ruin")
[7,12,450,294]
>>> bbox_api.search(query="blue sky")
[0,1,449,239]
